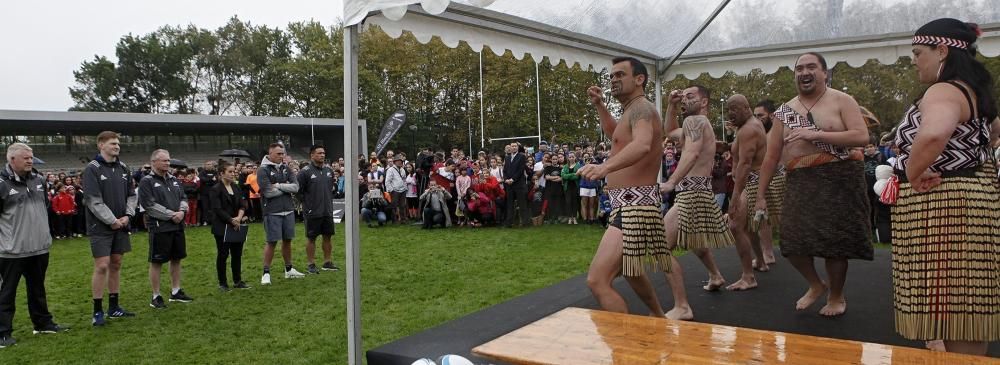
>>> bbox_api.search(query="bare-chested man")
[657,85,736,320]
[724,94,767,290]
[752,100,781,267]
[755,52,873,317]
[579,57,670,317]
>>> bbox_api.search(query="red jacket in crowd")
[465,191,494,216]
[473,175,505,201]
[51,191,77,215]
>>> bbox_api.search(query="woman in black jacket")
[209,162,249,290]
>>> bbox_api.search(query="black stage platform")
[367,249,999,364]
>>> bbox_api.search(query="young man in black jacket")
[296,145,339,274]
[83,131,137,326]
[138,149,193,309]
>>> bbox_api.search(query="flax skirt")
[891,164,1000,341]
[675,190,735,250]
[780,160,873,260]
[766,172,785,227]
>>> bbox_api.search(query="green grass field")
[2,223,607,364]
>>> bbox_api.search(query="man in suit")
[502,143,530,227]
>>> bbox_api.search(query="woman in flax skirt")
[890,18,999,356]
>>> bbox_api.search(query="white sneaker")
[284,268,305,279]
[261,273,271,285]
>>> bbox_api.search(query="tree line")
[69,16,1000,153]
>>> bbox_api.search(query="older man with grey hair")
[0,143,68,349]
[138,149,192,309]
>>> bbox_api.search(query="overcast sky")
[0,0,344,111]
[0,0,956,112]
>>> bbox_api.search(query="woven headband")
[912,35,969,50]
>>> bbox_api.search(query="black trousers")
[505,183,530,227]
[213,235,244,286]
[53,215,73,237]
[422,208,445,228]
[0,254,53,336]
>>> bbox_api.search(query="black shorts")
[305,216,335,239]
[148,230,187,263]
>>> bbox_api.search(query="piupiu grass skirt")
[742,171,771,233]
[891,163,1000,341]
[608,185,671,277]
[765,171,786,227]
[675,177,735,250]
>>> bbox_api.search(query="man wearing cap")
[1,143,69,349]
[534,141,548,162]
[384,155,408,223]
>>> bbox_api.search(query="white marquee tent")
[338,1,1000,363]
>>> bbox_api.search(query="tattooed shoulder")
[627,101,656,129]
[682,116,706,141]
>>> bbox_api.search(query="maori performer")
[724,94,767,289]
[657,85,736,320]
[580,57,670,317]
[754,52,873,317]
[891,18,999,356]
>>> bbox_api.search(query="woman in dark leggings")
[209,162,249,291]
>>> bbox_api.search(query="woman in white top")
[404,164,419,221]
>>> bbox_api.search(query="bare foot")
[703,278,726,291]
[764,255,776,265]
[925,340,946,352]
[752,259,770,272]
[795,283,828,310]
[819,298,847,316]
[665,306,694,321]
[726,278,758,291]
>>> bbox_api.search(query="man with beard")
[657,85,736,320]
[752,100,783,266]
[724,94,767,289]
[579,57,670,318]
[754,52,872,317]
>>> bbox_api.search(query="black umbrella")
[169,158,188,169]
[219,149,251,158]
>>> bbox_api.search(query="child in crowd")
[50,184,77,239]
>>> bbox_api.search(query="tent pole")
[654,60,663,118]
[659,0,732,76]
[535,61,542,147]
[342,23,363,365]
[479,52,485,148]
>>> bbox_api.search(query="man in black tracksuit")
[83,131,137,326]
[138,149,192,309]
[296,145,339,274]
